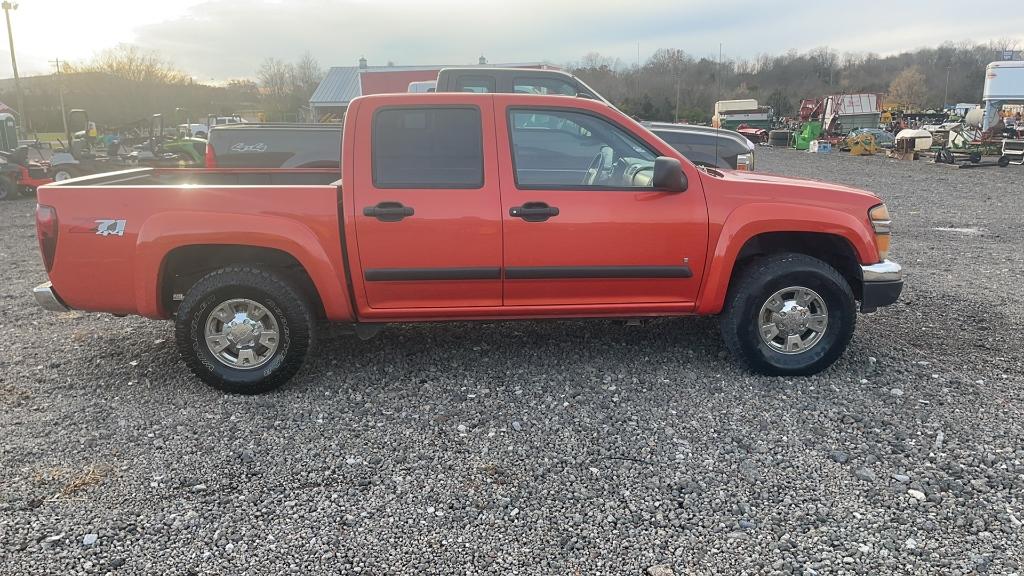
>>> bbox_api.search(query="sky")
[2,0,1023,81]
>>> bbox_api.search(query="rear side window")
[513,77,578,96]
[455,76,495,93]
[372,107,483,188]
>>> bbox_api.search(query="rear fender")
[696,203,877,315]
[135,212,354,320]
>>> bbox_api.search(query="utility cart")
[998,139,1024,166]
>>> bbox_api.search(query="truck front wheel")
[720,253,855,376]
[174,266,314,394]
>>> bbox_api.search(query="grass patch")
[31,465,105,500]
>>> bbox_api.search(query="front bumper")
[33,282,70,312]
[860,260,903,313]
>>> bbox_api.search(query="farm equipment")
[139,112,206,167]
[793,121,823,150]
[0,143,56,200]
[932,147,983,164]
[0,113,55,200]
[847,132,880,156]
[998,139,1024,166]
[49,109,137,181]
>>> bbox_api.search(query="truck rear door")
[350,97,502,309]
[494,98,708,307]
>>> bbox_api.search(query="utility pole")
[2,1,26,136]
[672,58,679,121]
[943,66,951,110]
[50,58,67,141]
[635,41,640,100]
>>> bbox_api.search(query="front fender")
[135,211,354,320]
[696,203,877,315]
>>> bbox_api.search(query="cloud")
[11,0,1024,80]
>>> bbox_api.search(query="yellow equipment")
[848,132,880,156]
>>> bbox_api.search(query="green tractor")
[140,109,206,167]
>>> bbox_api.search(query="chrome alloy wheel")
[204,298,281,369]
[758,286,828,354]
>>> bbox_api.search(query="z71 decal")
[95,219,127,236]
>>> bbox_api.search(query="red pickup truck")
[32,93,902,393]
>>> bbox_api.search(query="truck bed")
[49,167,341,187]
[36,166,348,319]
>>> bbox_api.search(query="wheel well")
[732,232,862,300]
[160,245,324,317]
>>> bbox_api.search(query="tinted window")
[653,130,744,168]
[210,127,342,169]
[513,77,578,96]
[456,76,496,93]
[373,107,483,188]
[509,109,656,188]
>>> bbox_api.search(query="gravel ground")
[1,149,1022,575]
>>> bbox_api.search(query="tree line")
[0,44,325,134]
[2,38,1019,133]
[570,39,1021,123]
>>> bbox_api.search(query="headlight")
[869,203,891,260]
[735,152,754,171]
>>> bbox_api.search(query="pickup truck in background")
[33,92,902,394]
[434,67,609,103]
[205,123,342,168]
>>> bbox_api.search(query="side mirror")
[653,156,687,193]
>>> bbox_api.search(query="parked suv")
[644,122,756,171]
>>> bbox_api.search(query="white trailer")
[982,61,1024,130]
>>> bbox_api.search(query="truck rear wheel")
[719,253,855,376]
[174,266,314,394]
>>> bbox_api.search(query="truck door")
[351,98,502,310]
[495,101,708,307]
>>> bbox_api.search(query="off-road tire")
[0,175,15,201]
[174,266,314,394]
[719,253,856,376]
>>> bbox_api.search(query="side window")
[456,76,495,93]
[508,109,656,189]
[373,107,483,188]
[513,77,578,96]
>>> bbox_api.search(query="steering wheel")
[583,145,614,185]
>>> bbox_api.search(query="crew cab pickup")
[33,93,902,394]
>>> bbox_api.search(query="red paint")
[37,93,888,326]
[358,69,441,96]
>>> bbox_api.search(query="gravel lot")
[1,149,1022,575]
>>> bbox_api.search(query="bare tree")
[68,44,188,84]
[292,52,324,99]
[888,67,927,110]
[257,58,293,101]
